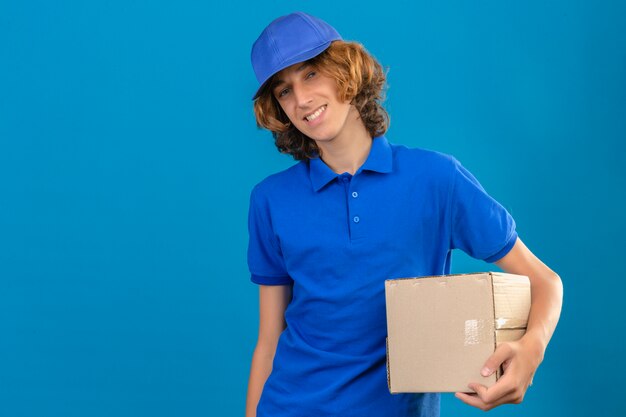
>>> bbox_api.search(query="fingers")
[475,372,516,403]
[455,392,486,410]
[481,343,514,377]
[457,340,538,410]
[455,390,523,411]
[469,382,490,399]
[456,376,526,411]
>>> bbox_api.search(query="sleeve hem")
[250,273,293,286]
[484,231,518,263]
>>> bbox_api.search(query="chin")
[307,129,338,143]
[309,135,335,145]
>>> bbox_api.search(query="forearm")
[522,272,563,361]
[245,344,276,417]
[494,238,563,362]
[247,284,291,416]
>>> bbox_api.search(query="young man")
[246,11,562,417]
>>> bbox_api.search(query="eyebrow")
[273,63,311,88]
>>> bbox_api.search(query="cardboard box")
[385,272,530,393]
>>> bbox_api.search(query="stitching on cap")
[266,26,284,64]
[297,12,324,40]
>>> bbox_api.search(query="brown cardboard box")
[385,272,530,393]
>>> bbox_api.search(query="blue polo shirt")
[247,136,517,417]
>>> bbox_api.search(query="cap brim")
[251,41,334,100]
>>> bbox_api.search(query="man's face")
[272,61,359,145]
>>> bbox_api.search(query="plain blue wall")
[1,1,624,416]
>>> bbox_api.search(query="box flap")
[495,328,526,344]
[491,273,531,329]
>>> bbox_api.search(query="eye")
[305,71,316,79]
[277,87,290,98]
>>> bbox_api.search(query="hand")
[454,337,543,411]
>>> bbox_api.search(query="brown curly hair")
[253,40,389,160]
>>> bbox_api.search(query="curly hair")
[253,40,389,160]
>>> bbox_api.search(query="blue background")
[1,1,624,416]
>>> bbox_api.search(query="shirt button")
[353,216,360,223]
[352,191,358,198]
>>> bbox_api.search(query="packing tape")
[464,319,487,346]
[494,317,528,329]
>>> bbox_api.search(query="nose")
[293,84,313,108]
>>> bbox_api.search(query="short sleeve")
[448,158,518,262]
[247,186,293,285]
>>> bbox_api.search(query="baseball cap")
[250,12,342,100]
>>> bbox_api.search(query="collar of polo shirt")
[308,136,393,192]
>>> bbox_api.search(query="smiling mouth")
[304,105,327,122]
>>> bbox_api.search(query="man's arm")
[455,237,563,410]
[245,284,292,417]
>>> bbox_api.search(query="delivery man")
[245,11,563,417]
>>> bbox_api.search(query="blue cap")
[251,12,342,100]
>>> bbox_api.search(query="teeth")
[305,105,326,121]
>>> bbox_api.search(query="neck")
[315,108,373,175]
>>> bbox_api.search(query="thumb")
[481,343,513,377]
